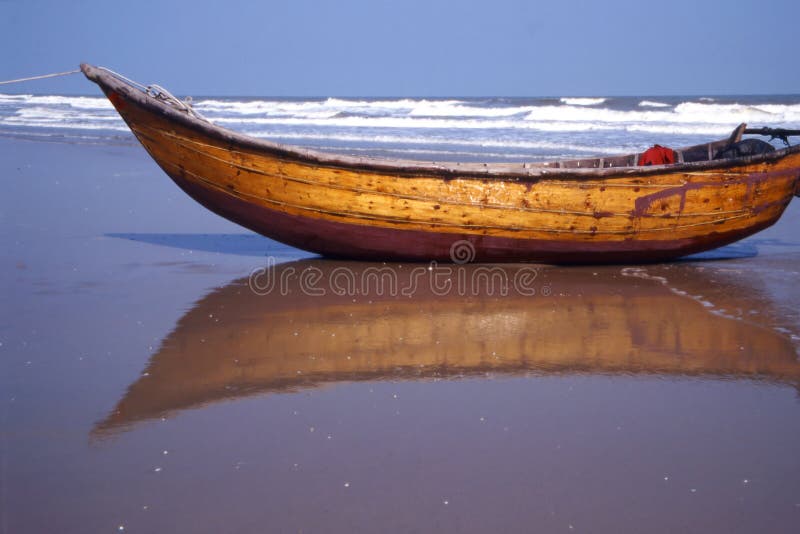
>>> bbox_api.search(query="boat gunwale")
[81,63,800,180]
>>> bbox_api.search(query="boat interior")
[537,123,750,169]
[406,123,787,176]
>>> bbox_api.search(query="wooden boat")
[82,64,800,263]
[93,261,800,437]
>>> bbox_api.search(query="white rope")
[0,69,80,86]
[96,66,149,93]
[97,66,208,122]
[147,83,208,121]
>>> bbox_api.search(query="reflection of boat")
[82,64,800,263]
[94,260,800,437]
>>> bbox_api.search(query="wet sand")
[3,137,800,533]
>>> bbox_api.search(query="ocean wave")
[213,114,620,132]
[625,124,735,136]
[197,97,534,120]
[0,94,113,110]
[0,93,33,101]
[0,104,128,130]
[524,101,800,127]
[523,105,668,123]
[195,99,343,119]
[560,97,607,106]
[3,93,800,153]
[2,105,121,123]
[407,101,534,118]
[248,130,626,154]
[208,110,798,137]
[194,97,463,119]
[673,102,800,123]
[0,129,135,144]
[7,91,793,131]
[310,145,554,159]
[638,100,670,108]
[0,119,130,131]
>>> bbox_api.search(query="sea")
[2,91,800,161]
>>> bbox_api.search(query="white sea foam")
[322,97,450,110]
[4,93,800,152]
[0,120,130,131]
[626,123,734,136]
[212,109,797,136]
[524,101,800,128]
[407,102,534,118]
[194,99,342,119]
[670,102,800,126]
[638,100,670,108]
[248,130,625,154]
[524,105,667,123]
[0,104,127,130]
[0,94,113,109]
[560,97,607,106]
[5,106,120,122]
[310,145,553,159]
[0,93,33,101]
[214,114,619,132]
[194,97,461,118]
[216,115,516,129]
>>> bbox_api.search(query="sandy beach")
[3,135,800,533]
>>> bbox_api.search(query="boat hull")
[83,65,800,263]
[171,170,776,263]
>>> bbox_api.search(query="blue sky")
[1,0,798,96]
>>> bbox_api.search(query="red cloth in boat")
[638,145,675,166]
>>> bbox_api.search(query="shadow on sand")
[107,232,766,260]
[106,232,304,257]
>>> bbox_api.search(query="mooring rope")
[0,69,81,86]
[0,65,208,122]
[96,66,149,93]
